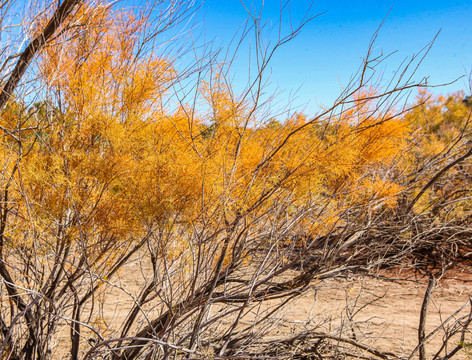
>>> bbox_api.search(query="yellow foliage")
[0,3,409,271]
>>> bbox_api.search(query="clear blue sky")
[196,0,472,114]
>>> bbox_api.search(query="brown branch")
[263,331,397,360]
[0,0,81,111]
[406,146,472,214]
[418,276,436,360]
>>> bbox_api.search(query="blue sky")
[196,0,472,114]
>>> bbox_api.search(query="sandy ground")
[277,268,472,359]
[53,260,472,359]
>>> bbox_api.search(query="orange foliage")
[0,4,409,266]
